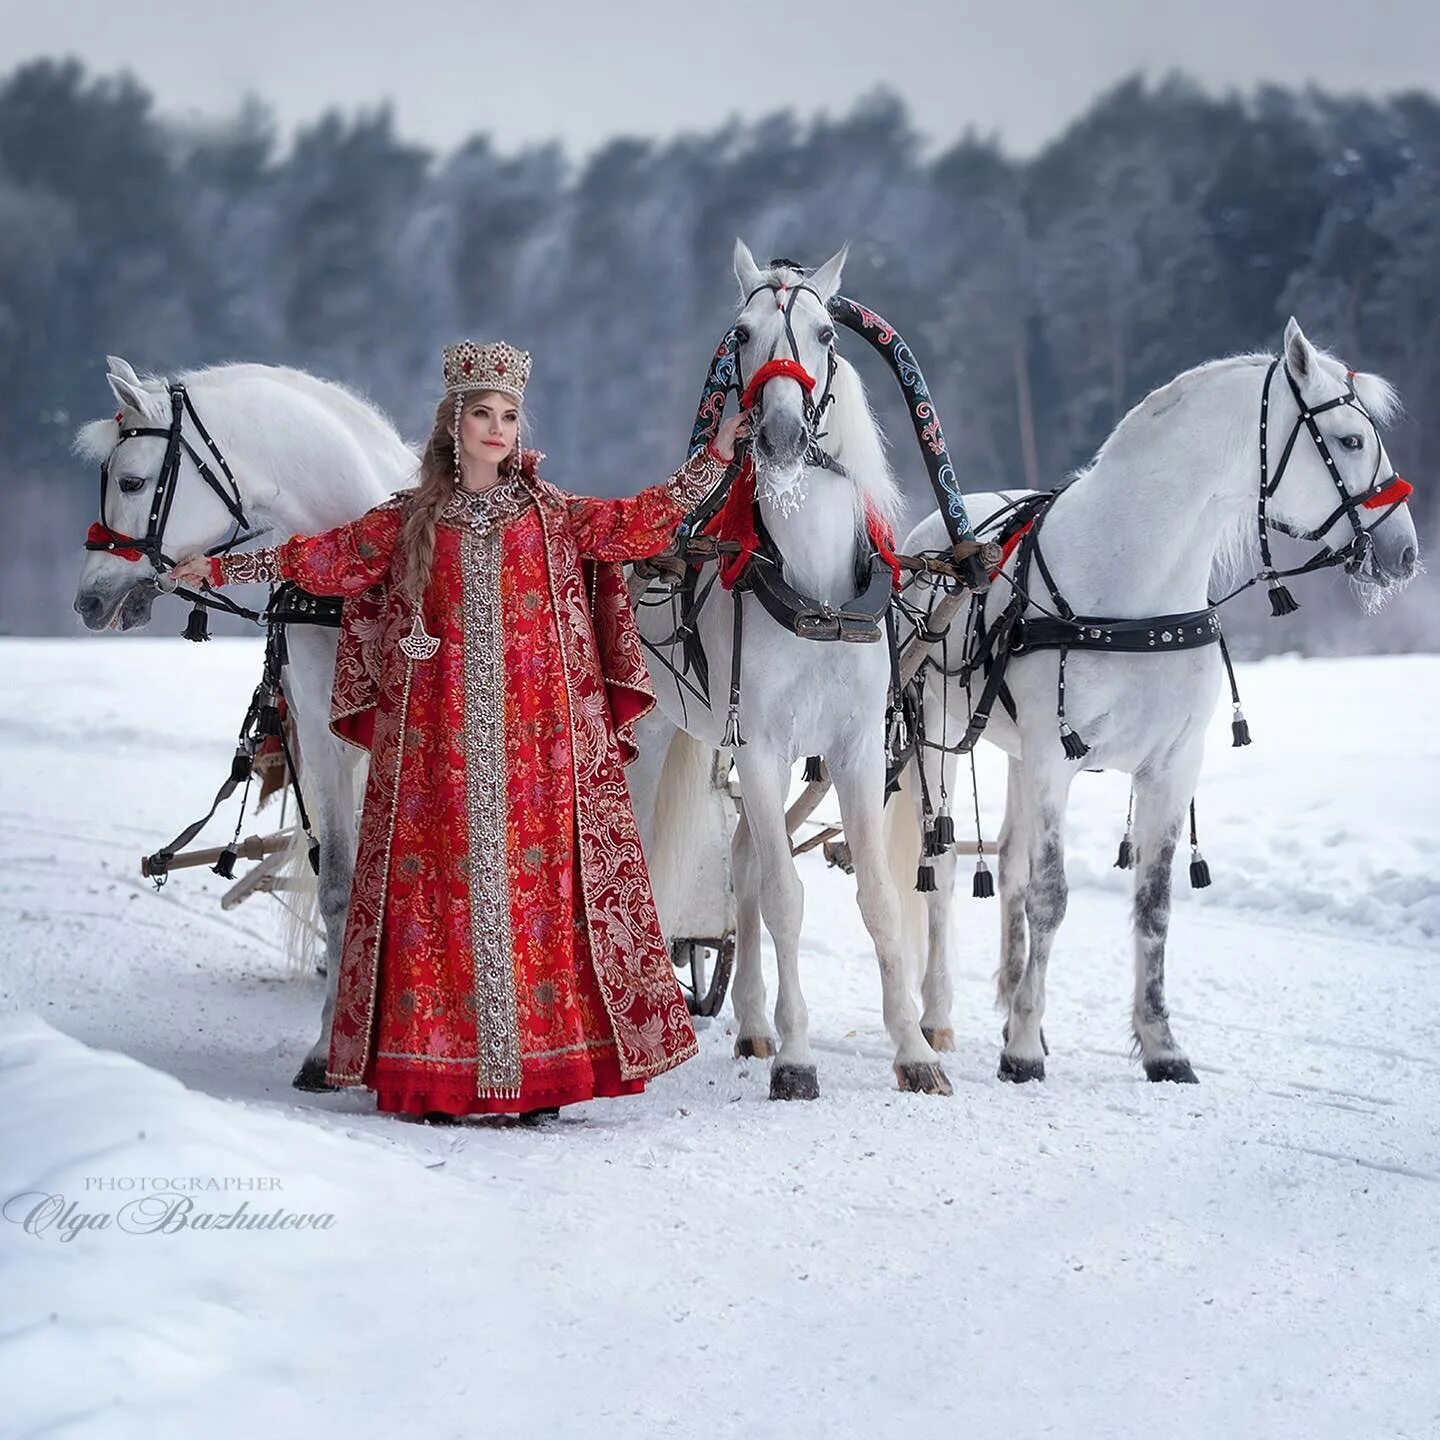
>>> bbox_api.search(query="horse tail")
[280,825,322,979]
[885,759,928,996]
[648,727,732,943]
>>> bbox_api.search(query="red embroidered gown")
[214,447,728,1116]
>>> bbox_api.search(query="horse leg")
[1130,757,1202,1084]
[993,757,1032,1046]
[916,710,958,1052]
[284,628,357,1093]
[920,842,958,1052]
[733,752,815,1099]
[832,754,950,1096]
[729,806,775,1060]
[998,756,1072,1083]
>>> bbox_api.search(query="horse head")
[72,357,253,631]
[1268,319,1419,594]
[731,240,847,475]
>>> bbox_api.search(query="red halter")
[739,358,815,413]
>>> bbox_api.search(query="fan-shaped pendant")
[399,612,440,661]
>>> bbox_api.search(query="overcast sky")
[4,0,1438,158]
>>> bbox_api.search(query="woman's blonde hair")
[401,389,525,600]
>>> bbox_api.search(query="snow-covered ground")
[1,638,1437,1440]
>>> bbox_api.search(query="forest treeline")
[2,59,1434,645]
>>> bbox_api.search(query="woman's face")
[456,391,520,472]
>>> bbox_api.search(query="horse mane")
[72,362,415,470]
[823,353,903,531]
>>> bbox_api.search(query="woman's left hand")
[711,412,751,463]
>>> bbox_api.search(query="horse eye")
[818,326,835,345]
[118,475,147,494]
[734,325,750,345]
[1339,434,1364,451]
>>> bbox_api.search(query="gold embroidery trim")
[461,527,523,1098]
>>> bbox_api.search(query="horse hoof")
[921,1026,956,1052]
[735,1035,776,1060]
[769,1063,820,1101]
[896,1062,953,1096]
[1144,1056,1199,1084]
[997,1052,1045,1083]
[1002,1021,1048,1056]
[291,1057,338,1093]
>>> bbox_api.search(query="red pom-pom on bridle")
[740,358,816,413]
[86,521,144,562]
[1362,475,1414,510]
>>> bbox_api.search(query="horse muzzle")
[74,578,160,631]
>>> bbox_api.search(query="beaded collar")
[441,476,534,533]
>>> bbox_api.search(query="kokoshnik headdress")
[442,339,532,404]
[442,338,532,488]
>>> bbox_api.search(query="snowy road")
[1,640,1437,1439]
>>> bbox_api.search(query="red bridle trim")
[1362,476,1414,510]
[740,358,815,413]
[86,520,144,562]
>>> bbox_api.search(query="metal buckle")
[837,612,882,643]
[793,608,841,640]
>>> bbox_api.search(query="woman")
[171,339,745,1122]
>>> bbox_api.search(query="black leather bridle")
[736,266,840,464]
[1257,357,1412,587]
[85,382,259,572]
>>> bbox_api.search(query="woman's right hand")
[168,555,214,589]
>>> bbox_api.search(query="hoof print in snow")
[921,1026,956,1052]
[769,1063,820,1101]
[1144,1056,1199,1084]
[292,1057,338,1093]
[997,1053,1046,1083]
[896,1062,953,1096]
[735,1035,776,1060]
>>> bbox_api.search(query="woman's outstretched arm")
[170,500,403,596]
[567,414,747,562]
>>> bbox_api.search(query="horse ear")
[734,238,763,299]
[1284,317,1315,382]
[806,244,849,304]
[105,355,142,388]
[107,371,161,422]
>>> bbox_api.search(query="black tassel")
[230,746,253,784]
[257,700,283,739]
[721,709,744,748]
[803,755,823,783]
[1059,723,1090,760]
[183,603,210,642]
[932,812,956,848]
[972,858,995,898]
[915,863,937,893]
[212,846,237,881]
[307,839,321,875]
[1231,708,1252,747]
[1268,581,1300,617]
[922,826,943,858]
[1115,835,1135,870]
[1189,850,1212,890]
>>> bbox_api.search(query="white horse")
[73,357,415,1089]
[630,241,953,1099]
[892,318,1420,1083]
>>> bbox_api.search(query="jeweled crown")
[441,339,532,401]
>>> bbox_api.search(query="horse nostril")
[1400,544,1417,577]
[757,429,776,458]
[75,594,100,624]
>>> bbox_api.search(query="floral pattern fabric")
[216,449,728,1114]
